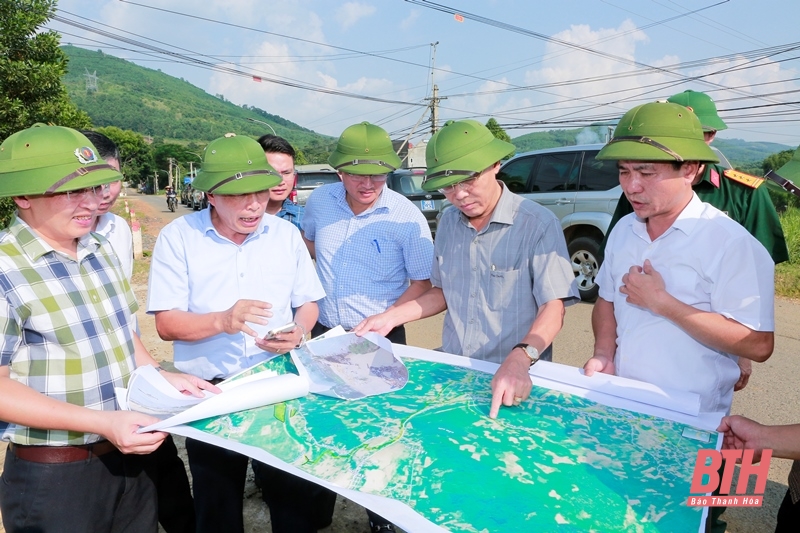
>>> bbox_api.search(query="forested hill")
[510,127,791,170]
[61,45,333,149]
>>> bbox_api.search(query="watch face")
[525,346,538,360]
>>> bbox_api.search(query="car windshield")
[390,172,428,195]
[297,173,339,187]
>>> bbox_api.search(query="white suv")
[497,144,621,301]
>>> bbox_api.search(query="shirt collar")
[631,193,703,242]
[94,212,116,236]
[277,198,299,217]
[457,180,515,230]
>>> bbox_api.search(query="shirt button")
[240,273,244,277]
[472,267,477,271]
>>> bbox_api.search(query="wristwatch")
[513,343,540,366]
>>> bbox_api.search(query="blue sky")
[52,0,800,147]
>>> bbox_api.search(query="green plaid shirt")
[0,217,138,445]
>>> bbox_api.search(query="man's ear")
[681,162,700,181]
[12,196,31,210]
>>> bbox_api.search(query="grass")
[776,207,800,299]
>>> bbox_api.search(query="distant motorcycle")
[167,192,177,212]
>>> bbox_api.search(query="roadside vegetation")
[776,208,800,299]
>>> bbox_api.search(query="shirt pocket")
[367,237,403,282]
[487,268,521,311]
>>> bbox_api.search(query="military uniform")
[603,164,789,264]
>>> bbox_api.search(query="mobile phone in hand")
[264,322,297,340]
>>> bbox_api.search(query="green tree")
[0,1,92,227]
[0,0,91,140]
[763,149,794,174]
[95,126,155,186]
[485,118,512,144]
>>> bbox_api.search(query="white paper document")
[292,331,408,399]
[118,364,309,432]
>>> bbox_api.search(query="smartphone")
[264,322,297,340]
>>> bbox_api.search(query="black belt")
[8,440,118,464]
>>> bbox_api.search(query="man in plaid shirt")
[0,125,216,533]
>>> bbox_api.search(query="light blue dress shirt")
[303,183,433,330]
[147,209,324,380]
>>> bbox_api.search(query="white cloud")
[335,2,377,31]
[400,10,420,31]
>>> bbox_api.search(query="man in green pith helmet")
[602,90,787,394]
[302,121,434,532]
[147,133,326,533]
[584,101,776,533]
[354,119,579,419]
[0,124,215,532]
[583,101,774,408]
[605,90,787,265]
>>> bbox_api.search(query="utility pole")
[424,42,446,134]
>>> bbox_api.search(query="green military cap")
[328,122,401,175]
[776,145,800,181]
[0,124,122,197]
[193,133,281,194]
[597,102,719,163]
[667,90,728,132]
[422,119,515,192]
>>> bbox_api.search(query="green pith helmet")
[327,122,401,175]
[597,102,719,163]
[422,119,515,192]
[776,145,800,181]
[0,124,122,197]
[192,134,281,194]
[667,90,728,132]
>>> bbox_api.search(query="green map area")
[191,357,712,532]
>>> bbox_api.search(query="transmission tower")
[84,68,98,93]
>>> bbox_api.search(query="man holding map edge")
[147,133,327,533]
[354,119,579,419]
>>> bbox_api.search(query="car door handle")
[555,198,573,205]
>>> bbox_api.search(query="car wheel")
[568,236,601,302]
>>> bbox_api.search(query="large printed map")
[188,356,713,532]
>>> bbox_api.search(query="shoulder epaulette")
[723,169,765,189]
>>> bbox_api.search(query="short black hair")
[257,134,296,158]
[81,130,120,161]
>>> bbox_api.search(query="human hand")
[255,325,304,354]
[352,312,398,337]
[583,355,615,377]
[717,415,766,463]
[100,410,168,454]
[619,259,668,313]
[160,370,222,397]
[221,299,273,337]
[488,350,533,419]
[734,358,753,392]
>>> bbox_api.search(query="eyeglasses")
[343,173,388,184]
[62,184,111,201]
[438,174,479,195]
